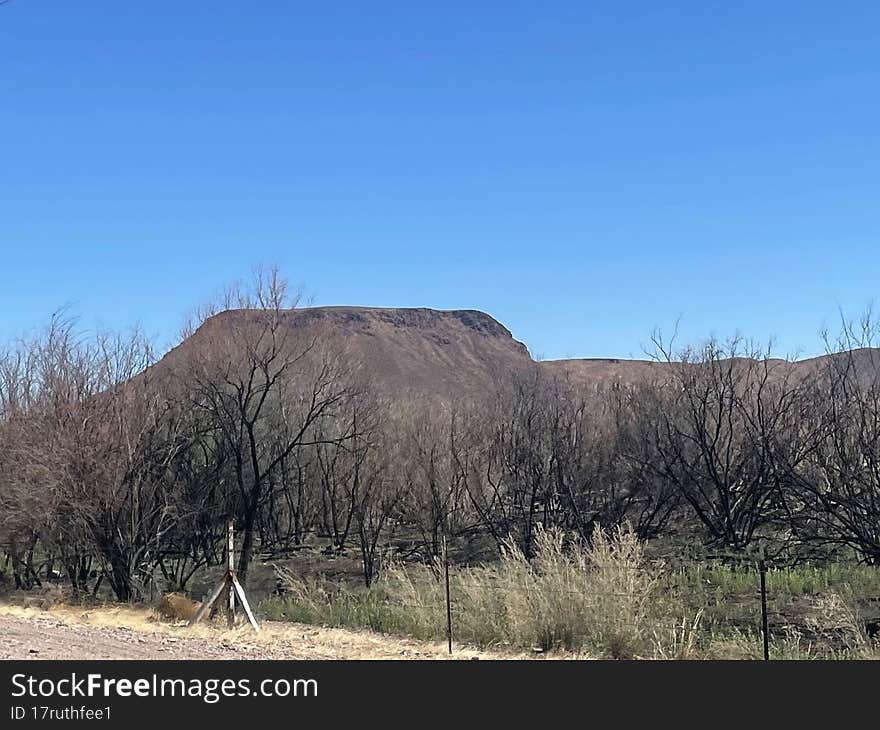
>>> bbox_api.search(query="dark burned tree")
[314,409,363,550]
[261,439,321,553]
[454,369,552,558]
[350,398,402,587]
[309,391,401,586]
[543,378,682,543]
[643,335,810,553]
[396,400,469,561]
[454,368,675,559]
[788,317,880,563]
[147,403,232,592]
[72,334,184,602]
[177,268,352,587]
[603,384,681,540]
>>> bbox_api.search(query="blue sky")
[1,1,878,359]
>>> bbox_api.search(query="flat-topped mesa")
[287,306,522,339]
[197,306,521,339]
[155,306,533,401]
[149,306,880,403]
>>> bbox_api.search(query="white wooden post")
[226,520,236,628]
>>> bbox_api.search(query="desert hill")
[152,306,534,400]
[149,306,880,400]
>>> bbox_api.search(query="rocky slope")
[150,306,880,400]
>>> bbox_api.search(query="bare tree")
[396,401,469,560]
[644,334,808,553]
[0,315,187,600]
[176,267,350,586]
[788,314,880,563]
[349,399,402,586]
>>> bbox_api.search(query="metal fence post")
[443,535,453,655]
[758,548,769,660]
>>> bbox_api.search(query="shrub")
[267,524,663,657]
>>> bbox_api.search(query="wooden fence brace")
[189,520,260,632]
[231,573,260,631]
[226,520,236,628]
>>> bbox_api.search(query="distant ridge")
[150,306,880,400]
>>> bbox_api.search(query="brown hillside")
[149,307,880,400]
[152,306,534,400]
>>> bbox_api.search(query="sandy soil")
[0,604,517,660]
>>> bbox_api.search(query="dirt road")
[0,613,281,660]
[0,605,502,660]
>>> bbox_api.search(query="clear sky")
[2,1,878,360]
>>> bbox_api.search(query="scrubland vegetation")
[262,526,879,659]
[1,268,880,658]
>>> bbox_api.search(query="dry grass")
[267,527,880,659]
[651,610,704,659]
[0,601,525,660]
[270,525,663,658]
[155,592,201,622]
